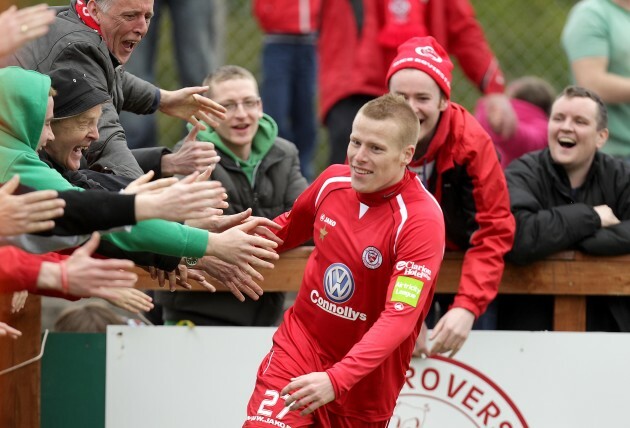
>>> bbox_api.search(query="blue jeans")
[119,0,223,149]
[261,39,318,181]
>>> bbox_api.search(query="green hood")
[191,113,278,185]
[0,67,209,258]
[0,67,79,190]
[0,67,50,153]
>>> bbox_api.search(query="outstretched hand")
[0,4,56,59]
[0,174,64,236]
[161,123,222,176]
[159,86,227,129]
[186,208,253,233]
[61,233,138,300]
[206,217,283,280]
[197,255,263,301]
[0,322,22,340]
[125,170,228,222]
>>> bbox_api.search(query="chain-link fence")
[16,0,578,173]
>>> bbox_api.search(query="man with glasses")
[157,65,309,327]
[7,0,225,179]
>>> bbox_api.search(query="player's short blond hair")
[358,94,420,148]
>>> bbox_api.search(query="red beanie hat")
[386,36,454,99]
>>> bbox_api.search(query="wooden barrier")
[3,248,630,427]
[132,248,630,332]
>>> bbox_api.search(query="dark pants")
[261,40,318,181]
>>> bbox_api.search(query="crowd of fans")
[1,0,630,425]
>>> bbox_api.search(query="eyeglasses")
[219,98,261,114]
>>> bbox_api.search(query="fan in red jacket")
[386,36,515,357]
[244,94,445,427]
[0,233,138,338]
[319,0,515,166]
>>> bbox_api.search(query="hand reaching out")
[37,233,138,300]
[161,123,222,176]
[159,87,227,129]
[11,290,28,313]
[0,4,56,59]
[0,174,64,236]
[0,322,22,340]
[133,170,228,223]
[206,217,283,280]
[105,287,154,314]
[186,208,253,232]
[197,256,263,301]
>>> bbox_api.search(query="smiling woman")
[43,68,110,172]
[49,106,102,171]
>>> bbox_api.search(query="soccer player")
[243,93,445,427]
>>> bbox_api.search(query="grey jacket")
[8,1,159,178]
[157,137,309,326]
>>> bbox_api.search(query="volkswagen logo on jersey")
[323,263,355,303]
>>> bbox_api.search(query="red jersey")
[269,165,445,421]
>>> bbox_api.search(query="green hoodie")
[191,113,277,185]
[0,67,207,258]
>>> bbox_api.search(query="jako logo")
[390,356,528,427]
[396,261,432,281]
[319,213,337,227]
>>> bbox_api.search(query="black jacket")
[505,148,630,332]
[506,148,630,264]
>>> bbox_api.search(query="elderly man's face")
[88,0,154,64]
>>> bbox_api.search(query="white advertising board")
[106,327,630,427]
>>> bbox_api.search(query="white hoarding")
[106,327,630,427]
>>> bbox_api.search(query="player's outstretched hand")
[428,307,475,358]
[281,372,336,416]
[206,217,282,280]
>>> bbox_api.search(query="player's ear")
[401,144,415,166]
